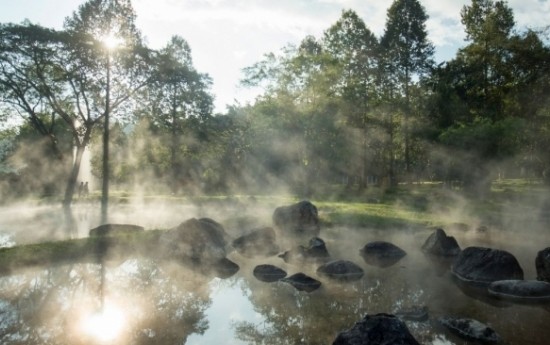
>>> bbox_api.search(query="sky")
[0,0,549,113]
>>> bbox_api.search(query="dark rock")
[89,224,144,237]
[395,305,429,322]
[211,258,240,279]
[232,227,280,258]
[452,246,524,284]
[488,280,550,302]
[360,241,407,268]
[160,218,229,262]
[272,200,320,238]
[536,247,550,282]
[281,273,321,292]
[279,237,330,265]
[317,260,364,281]
[253,264,287,282]
[421,228,461,257]
[333,313,420,345]
[439,316,501,344]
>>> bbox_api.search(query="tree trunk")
[63,144,86,208]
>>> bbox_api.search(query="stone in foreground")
[253,264,287,282]
[281,273,321,292]
[317,260,364,281]
[452,246,523,284]
[333,313,420,345]
[488,279,550,302]
[360,241,407,268]
[272,200,320,238]
[439,316,501,344]
[421,228,461,256]
[536,247,550,283]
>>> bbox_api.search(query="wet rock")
[281,273,321,292]
[452,246,524,284]
[421,228,461,257]
[253,264,287,282]
[360,241,407,268]
[89,224,144,237]
[488,280,550,302]
[211,258,240,279]
[439,316,501,344]
[333,313,420,345]
[272,200,320,238]
[232,227,280,258]
[317,260,364,281]
[279,237,330,265]
[395,305,429,322]
[536,247,550,282]
[160,218,229,262]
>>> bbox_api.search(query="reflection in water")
[1,203,550,344]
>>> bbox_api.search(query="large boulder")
[232,227,280,258]
[488,280,550,302]
[452,246,524,284]
[439,317,500,344]
[536,247,550,282]
[421,228,461,256]
[272,200,320,238]
[160,218,229,262]
[333,313,420,345]
[89,224,144,237]
[360,241,407,268]
[317,260,364,281]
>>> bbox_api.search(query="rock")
[439,317,500,344]
[488,280,550,302]
[211,258,240,279]
[421,228,461,256]
[395,306,429,322]
[452,246,524,284]
[272,200,320,238]
[279,237,330,265]
[360,241,407,268]
[536,247,550,282]
[281,273,321,292]
[333,313,420,345]
[232,227,280,258]
[253,264,287,282]
[89,224,144,237]
[160,218,229,262]
[317,260,364,281]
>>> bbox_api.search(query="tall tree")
[323,9,379,188]
[381,0,434,181]
[146,35,213,192]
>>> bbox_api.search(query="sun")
[102,33,122,50]
[81,303,126,343]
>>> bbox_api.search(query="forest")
[1,0,549,207]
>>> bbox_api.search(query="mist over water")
[0,193,549,344]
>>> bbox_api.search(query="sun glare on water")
[81,304,126,343]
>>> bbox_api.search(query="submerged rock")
[279,237,330,265]
[89,224,144,237]
[452,246,524,284]
[395,305,429,322]
[488,280,550,302]
[211,258,240,279]
[232,227,280,258]
[317,260,364,281]
[536,247,550,283]
[253,264,287,282]
[281,273,321,292]
[439,316,500,344]
[333,313,420,345]
[360,241,407,268]
[421,228,461,257]
[272,200,320,238]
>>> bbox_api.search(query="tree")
[381,0,434,181]
[146,35,213,192]
[323,9,380,189]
